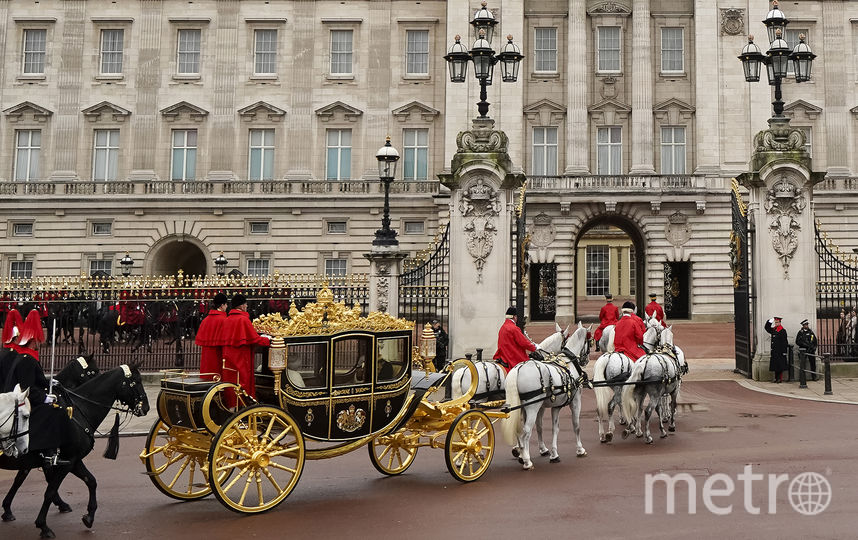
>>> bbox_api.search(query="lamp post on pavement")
[372,137,401,248]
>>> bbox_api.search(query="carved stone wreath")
[459,177,500,284]
[764,176,806,278]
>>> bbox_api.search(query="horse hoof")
[550,457,561,463]
[522,463,534,471]
[599,436,607,444]
[619,418,627,426]
[1,511,14,522]
[518,457,524,464]
[621,430,630,440]
[539,449,550,457]
[576,450,588,458]
[660,432,668,439]
[511,448,520,458]
[40,528,55,539]
[668,426,676,432]
[82,514,94,528]
[57,503,72,514]
[645,436,653,444]
[605,432,613,443]
[635,432,643,438]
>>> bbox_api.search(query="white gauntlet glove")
[768,318,774,325]
[44,394,56,405]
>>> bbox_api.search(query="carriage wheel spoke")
[256,471,264,506]
[377,444,392,461]
[394,449,403,468]
[263,425,292,451]
[186,459,197,493]
[474,452,486,466]
[474,426,490,439]
[458,455,468,475]
[261,415,277,442]
[238,470,254,505]
[216,458,251,473]
[222,464,251,492]
[452,448,466,463]
[267,444,300,458]
[154,453,186,475]
[167,456,191,489]
[218,444,253,460]
[262,467,282,493]
[267,461,298,475]
[468,456,475,476]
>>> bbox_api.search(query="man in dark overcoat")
[795,319,818,381]
[764,316,789,383]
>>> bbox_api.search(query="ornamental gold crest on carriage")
[336,404,367,433]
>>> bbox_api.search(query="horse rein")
[0,398,29,452]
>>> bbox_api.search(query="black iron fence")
[815,222,858,362]
[1,273,368,371]
[398,225,449,334]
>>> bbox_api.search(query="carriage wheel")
[208,405,305,514]
[444,410,494,483]
[142,420,213,501]
[368,429,419,476]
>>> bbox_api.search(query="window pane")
[185,148,197,179]
[254,29,277,74]
[416,148,428,180]
[331,30,353,74]
[250,149,262,180]
[100,29,124,74]
[661,28,683,72]
[598,27,620,71]
[263,149,274,180]
[326,148,338,180]
[23,29,47,74]
[534,28,557,72]
[177,29,201,74]
[340,147,351,179]
[172,149,184,180]
[406,30,429,74]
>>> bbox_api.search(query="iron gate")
[731,179,753,376]
[511,181,529,328]
[815,222,858,362]
[398,225,450,332]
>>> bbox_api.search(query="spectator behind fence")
[795,319,818,382]
[836,309,848,358]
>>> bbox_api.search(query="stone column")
[629,0,655,175]
[49,1,84,181]
[821,1,852,177]
[285,1,315,179]
[439,118,524,358]
[364,251,407,316]
[565,0,589,174]
[693,0,720,174]
[129,0,162,181]
[362,1,393,179]
[207,1,239,181]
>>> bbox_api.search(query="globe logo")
[788,472,832,516]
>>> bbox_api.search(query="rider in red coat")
[614,301,646,361]
[195,293,228,380]
[644,293,667,328]
[222,294,270,405]
[493,307,537,371]
[594,294,620,348]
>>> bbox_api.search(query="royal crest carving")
[531,213,556,248]
[460,177,500,283]
[336,404,366,433]
[720,9,745,36]
[764,176,806,278]
[665,212,691,247]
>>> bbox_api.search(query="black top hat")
[605,294,613,300]
[649,293,657,299]
[505,306,517,316]
[231,294,248,309]
[213,293,228,308]
[621,301,635,311]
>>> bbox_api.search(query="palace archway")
[146,235,210,276]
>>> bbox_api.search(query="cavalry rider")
[613,301,646,362]
[645,293,667,328]
[493,306,537,372]
[0,309,24,383]
[196,293,228,380]
[222,294,270,406]
[594,293,620,351]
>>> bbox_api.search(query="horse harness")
[0,397,28,451]
[518,354,587,406]
[659,345,689,376]
[473,360,505,401]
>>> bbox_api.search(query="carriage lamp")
[119,252,134,276]
[214,252,228,276]
[419,322,437,371]
[372,137,400,248]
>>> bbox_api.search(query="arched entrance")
[146,235,210,276]
[573,216,646,322]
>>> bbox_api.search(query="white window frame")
[99,29,124,75]
[327,221,348,234]
[596,126,622,175]
[248,128,275,181]
[91,222,113,236]
[253,29,277,76]
[330,29,353,75]
[12,223,33,237]
[22,29,47,75]
[92,129,120,182]
[405,29,429,76]
[14,129,41,182]
[660,27,683,73]
[597,26,621,73]
[784,28,809,76]
[660,126,686,175]
[534,27,558,73]
[586,245,610,297]
[404,221,424,235]
[532,126,558,176]
[246,258,270,276]
[326,129,352,180]
[176,29,201,75]
[89,259,113,276]
[402,128,429,180]
[10,260,33,279]
[248,221,270,235]
[325,258,348,276]
[171,129,198,181]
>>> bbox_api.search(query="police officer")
[795,319,818,381]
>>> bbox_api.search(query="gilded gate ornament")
[764,176,806,278]
[460,177,501,284]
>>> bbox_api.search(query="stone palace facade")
[1,0,858,323]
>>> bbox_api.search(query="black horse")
[0,363,148,539]
[2,355,100,522]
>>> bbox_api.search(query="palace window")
[404,221,424,234]
[586,245,610,296]
[326,129,352,180]
[14,130,41,182]
[405,30,429,75]
[247,258,270,276]
[92,129,120,181]
[10,261,33,279]
[171,129,197,181]
[12,223,33,236]
[177,29,201,75]
[629,249,637,296]
[249,221,270,234]
[100,29,124,75]
[596,126,622,175]
[92,222,112,236]
[597,26,620,72]
[403,128,428,180]
[22,29,47,74]
[325,258,348,276]
[330,30,353,75]
[534,27,557,73]
[89,259,113,276]
[248,129,274,181]
[660,127,686,174]
[254,29,277,75]
[327,221,347,234]
[532,127,558,175]
[660,28,683,73]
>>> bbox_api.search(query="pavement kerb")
[736,379,858,406]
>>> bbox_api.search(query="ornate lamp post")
[444,1,523,119]
[372,137,400,248]
[119,252,134,277]
[214,252,228,276]
[738,1,816,119]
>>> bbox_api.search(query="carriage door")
[530,263,557,321]
[664,262,690,319]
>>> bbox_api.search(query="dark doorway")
[664,262,690,319]
[151,239,208,275]
[530,263,557,321]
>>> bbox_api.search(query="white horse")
[500,324,591,470]
[597,325,615,353]
[657,325,688,433]
[620,336,681,444]
[0,385,30,459]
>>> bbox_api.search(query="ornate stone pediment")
[81,101,131,122]
[238,101,286,122]
[315,101,363,122]
[587,2,631,15]
[3,101,53,123]
[653,98,695,124]
[523,99,566,125]
[160,101,209,122]
[391,101,439,122]
[783,100,822,121]
[588,98,631,124]
[850,105,858,117]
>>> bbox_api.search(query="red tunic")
[614,313,646,361]
[222,310,269,404]
[493,319,537,371]
[594,302,620,342]
[195,310,227,380]
[645,301,667,327]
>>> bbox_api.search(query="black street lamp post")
[373,137,400,248]
[214,252,228,276]
[444,1,523,119]
[119,252,134,277]
[738,1,816,119]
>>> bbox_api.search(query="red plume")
[2,309,23,344]
[17,309,45,346]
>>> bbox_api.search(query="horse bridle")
[0,398,29,454]
[642,329,660,353]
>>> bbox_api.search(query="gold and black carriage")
[140,286,500,514]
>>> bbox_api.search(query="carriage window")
[285,342,327,389]
[376,337,408,383]
[333,336,371,385]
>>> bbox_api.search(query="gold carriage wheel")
[368,429,418,476]
[444,410,495,483]
[208,405,305,514]
[142,420,213,501]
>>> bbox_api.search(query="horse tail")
[593,354,610,420]
[501,366,521,447]
[451,367,466,399]
[622,358,647,423]
[607,327,616,353]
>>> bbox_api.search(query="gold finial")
[748,34,754,42]
[481,0,487,6]
[454,34,461,42]
[798,33,806,42]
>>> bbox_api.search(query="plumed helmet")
[18,309,45,346]
[213,293,228,308]
[1,309,23,344]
